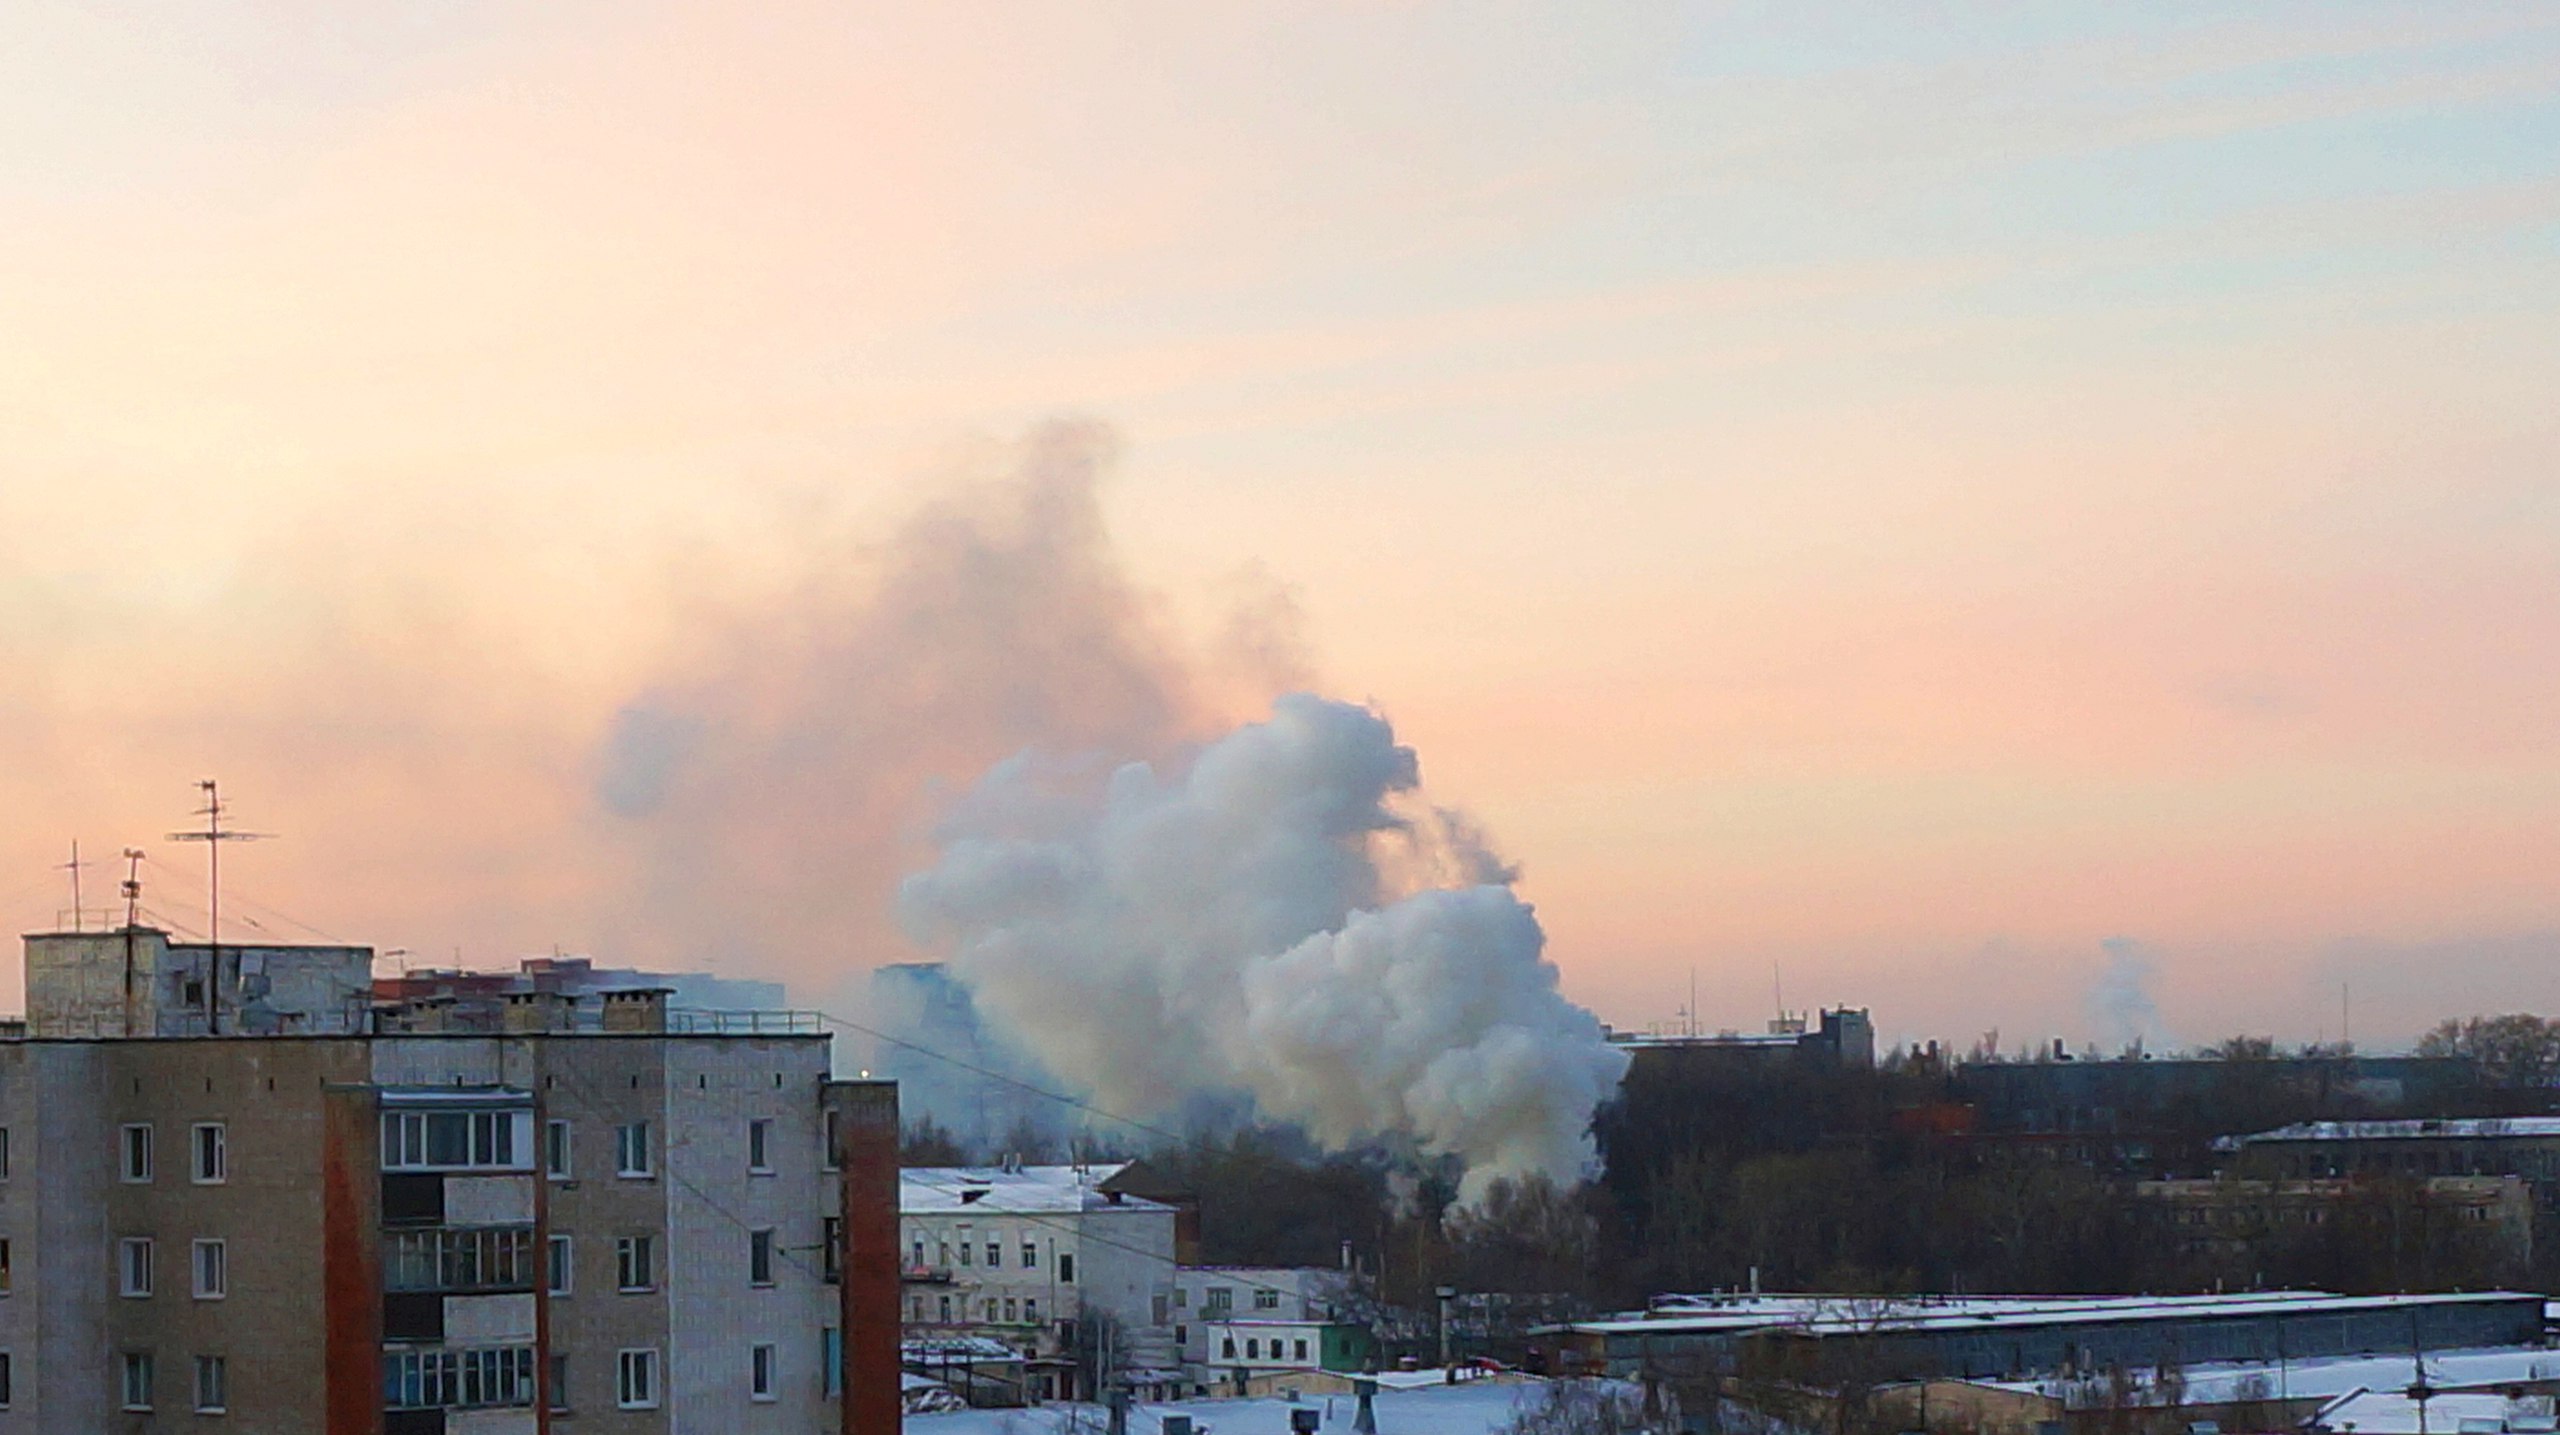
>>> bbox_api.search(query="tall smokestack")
[830,1080,901,1435]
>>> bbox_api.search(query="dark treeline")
[896,1014,2560,1312]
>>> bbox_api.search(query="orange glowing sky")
[3,4,2557,1048]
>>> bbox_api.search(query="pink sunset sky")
[2,4,2556,1050]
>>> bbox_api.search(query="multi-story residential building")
[899,1162,1178,1401]
[0,926,902,1434]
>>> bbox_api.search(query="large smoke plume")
[588,421,1628,1195]
[899,694,1629,1199]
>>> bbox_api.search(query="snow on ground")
[908,1378,1554,1435]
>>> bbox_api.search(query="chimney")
[502,991,575,1034]
[599,988,671,1034]
[830,1080,902,1435]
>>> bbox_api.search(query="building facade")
[898,1163,1179,1401]
[0,928,899,1433]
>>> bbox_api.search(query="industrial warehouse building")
[0,926,901,1433]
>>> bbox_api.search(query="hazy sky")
[3,3,2556,1049]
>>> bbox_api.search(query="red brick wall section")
[322,1084,386,1435]
[838,1082,902,1435]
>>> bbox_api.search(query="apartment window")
[121,1123,154,1182]
[192,1239,227,1300]
[0,1350,11,1408]
[383,1347,537,1409]
[384,1227,535,1293]
[1022,1240,1037,1268]
[748,1118,773,1173]
[827,1218,845,1282]
[615,1122,651,1178]
[191,1123,227,1184]
[122,1351,154,1410]
[986,1241,1000,1267]
[1221,1337,1236,1359]
[380,1109,525,1172]
[548,1353,570,1414]
[1059,1252,1075,1283]
[1003,1297,1018,1322]
[0,1125,11,1179]
[938,1295,951,1323]
[1205,1286,1232,1314]
[120,1237,154,1297]
[194,1354,227,1413]
[1255,1288,1281,1311]
[750,1228,776,1287]
[548,1235,573,1295]
[956,1239,971,1267]
[822,1328,842,1397]
[1294,1339,1309,1361]
[822,1109,839,1170]
[1024,1297,1038,1322]
[0,1237,11,1295]
[616,1235,655,1292]
[1247,1338,1261,1360]
[750,1342,777,1401]
[544,1120,571,1180]
[983,1298,996,1322]
[616,1348,659,1410]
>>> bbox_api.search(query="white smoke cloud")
[897,693,1629,1200]
[2087,935,2170,1054]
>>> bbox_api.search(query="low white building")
[900,1162,1179,1399]
[1166,1265,1361,1380]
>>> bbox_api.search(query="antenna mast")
[121,849,145,929]
[167,780,272,1036]
[57,840,97,932]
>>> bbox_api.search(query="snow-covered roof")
[1567,1291,2539,1339]
[902,1162,1175,1216]
[2311,1390,2557,1434]
[2236,1118,2560,1144]
[1987,1345,2560,1408]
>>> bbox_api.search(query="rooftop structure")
[1607,1006,1874,1069]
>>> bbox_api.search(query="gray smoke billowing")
[2087,936,2169,1054]
[898,693,1631,1200]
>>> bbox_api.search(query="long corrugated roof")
[1567,1290,2539,1339]
[901,1162,1175,1215]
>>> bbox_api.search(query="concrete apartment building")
[898,1163,1180,1400]
[0,926,901,1434]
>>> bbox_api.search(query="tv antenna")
[167,780,273,1035]
[57,840,98,932]
[120,849,145,930]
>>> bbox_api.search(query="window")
[1294,1339,1308,1361]
[1024,1297,1038,1322]
[120,1237,154,1297]
[121,1123,153,1182]
[750,1343,776,1401]
[1246,1338,1260,1360]
[750,1228,776,1286]
[1003,1297,1018,1321]
[615,1122,651,1178]
[383,1347,537,1410]
[548,1235,573,1295]
[1205,1286,1231,1315]
[194,1354,227,1413]
[192,1123,227,1184]
[1022,1241,1037,1268]
[1221,1337,1236,1359]
[1175,1324,1188,1347]
[0,1238,11,1295]
[938,1295,951,1323]
[1172,1287,1187,1309]
[548,1353,570,1414]
[380,1109,526,1172]
[0,1125,11,1179]
[384,1227,535,1292]
[822,1109,838,1170]
[821,1328,842,1397]
[748,1119,773,1173]
[0,1350,11,1408]
[545,1120,571,1180]
[1059,1252,1074,1283]
[122,1351,154,1410]
[616,1235,655,1292]
[616,1349,659,1409]
[827,1218,845,1282]
[986,1241,1000,1267]
[1254,1288,1281,1311]
[983,1298,997,1321]
[192,1239,227,1300]
[957,1239,971,1267]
